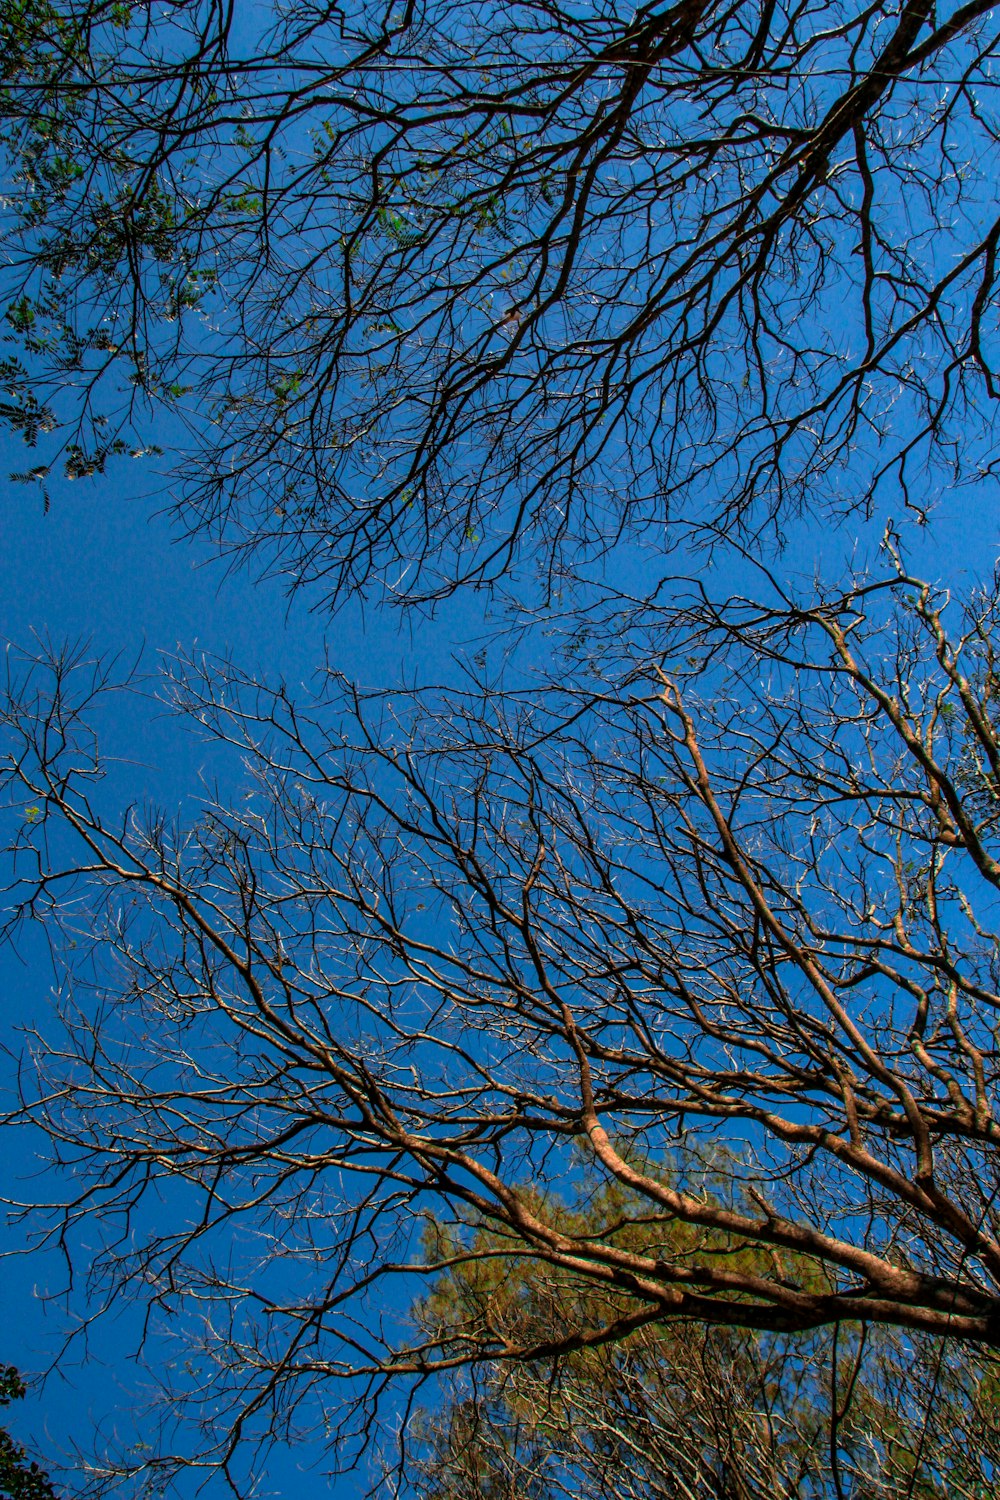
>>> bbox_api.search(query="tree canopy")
[2,0,1000,598]
[407,1189,1000,1499]
[0,1368,57,1500]
[5,560,1000,1486]
[4,1,1000,1494]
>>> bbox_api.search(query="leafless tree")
[2,555,1000,1488]
[3,0,1000,599]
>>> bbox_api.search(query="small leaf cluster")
[0,1367,57,1500]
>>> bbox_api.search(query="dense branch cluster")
[3,0,1000,596]
[3,566,1000,1481]
[409,1230,1000,1499]
[4,2,1000,1493]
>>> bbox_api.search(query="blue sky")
[3,423,998,1495]
[0,447,418,1495]
[2,5,1000,1471]
[0,435,615,1496]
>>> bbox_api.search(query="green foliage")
[0,356,56,445]
[0,1367,57,1500]
[408,1174,1000,1500]
[415,1160,826,1356]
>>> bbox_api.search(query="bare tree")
[2,556,1000,1487]
[3,0,1000,599]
